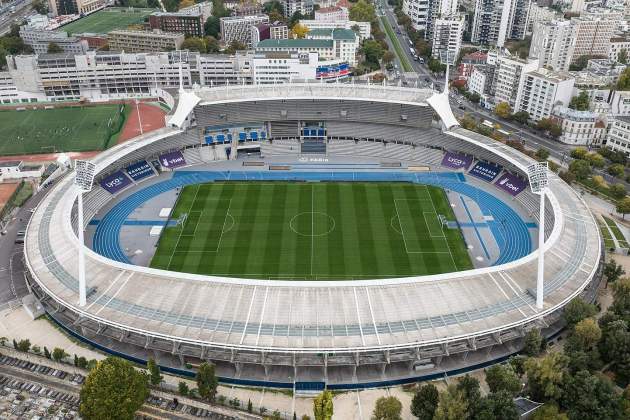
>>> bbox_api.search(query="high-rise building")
[47,0,105,16]
[515,68,574,121]
[526,3,559,35]
[471,0,531,47]
[281,0,314,17]
[529,19,575,71]
[431,15,465,62]
[220,15,270,47]
[402,0,458,37]
[571,13,619,63]
[148,3,214,38]
[492,54,539,109]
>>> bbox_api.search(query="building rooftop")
[552,105,600,121]
[256,38,334,49]
[526,68,574,83]
[0,161,22,168]
[306,28,356,41]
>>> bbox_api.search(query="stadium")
[23,83,602,389]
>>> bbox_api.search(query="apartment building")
[551,105,606,146]
[529,19,575,72]
[402,0,458,38]
[107,30,184,53]
[571,13,618,63]
[471,0,531,47]
[220,15,269,47]
[251,52,349,83]
[314,6,349,21]
[299,19,371,40]
[19,26,88,55]
[48,0,105,16]
[148,3,213,38]
[431,15,465,63]
[515,68,574,121]
[606,116,630,156]
[609,36,630,63]
[304,28,358,65]
[281,0,314,17]
[492,54,539,109]
[250,22,289,48]
[526,3,559,34]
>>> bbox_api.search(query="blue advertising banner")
[100,170,132,194]
[159,151,187,169]
[495,172,528,196]
[126,160,154,182]
[469,161,502,182]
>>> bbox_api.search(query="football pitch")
[150,182,473,280]
[0,104,129,156]
[61,8,155,35]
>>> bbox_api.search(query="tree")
[531,404,568,420]
[178,381,189,396]
[147,358,162,386]
[16,339,31,352]
[349,0,377,22]
[411,383,439,420]
[564,298,598,328]
[47,42,63,53]
[494,102,512,119]
[618,67,630,90]
[225,40,246,54]
[455,375,481,417]
[52,347,67,362]
[292,23,309,39]
[569,91,590,111]
[586,152,605,168]
[523,328,543,356]
[611,183,627,200]
[561,370,622,419]
[205,36,220,53]
[371,396,402,420]
[32,0,49,14]
[475,390,519,420]
[571,147,588,160]
[608,163,626,178]
[204,17,221,38]
[570,318,602,351]
[524,352,569,402]
[79,357,149,420]
[434,385,467,420]
[77,356,88,369]
[313,390,333,420]
[196,362,218,401]
[485,364,522,397]
[382,51,396,64]
[179,0,194,8]
[603,260,625,284]
[611,278,630,319]
[535,148,550,161]
[512,111,530,124]
[44,346,51,359]
[427,57,446,74]
[288,11,305,29]
[181,37,207,52]
[617,197,630,219]
[361,39,385,70]
[568,159,591,180]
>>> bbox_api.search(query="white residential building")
[515,68,575,121]
[281,0,314,17]
[609,37,630,63]
[551,105,606,146]
[472,0,531,47]
[529,20,575,72]
[431,15,465,62]
[299,19,371,41]
[314,6,348,21]
[493,54,539,109]
[606,116,630,156]
[19,26,88,55]
[609,90,630,116]
[468,66,489,98]
[526,3,559,34]
[47,0,105,16]
[220,15,269,47]
[251,52,349,83]
[402,0,458,37]
[571,14,618,63]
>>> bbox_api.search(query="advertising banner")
[100,170,132,194]
[495,172,528,196]
[441,151,473,169]
[126,160,154,182]
[158,151,187,169]
[469,161,502,182]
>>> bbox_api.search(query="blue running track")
[92,171,532,266]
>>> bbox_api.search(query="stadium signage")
[126,161,154,181]
[495,173,527,196]
[469,161,503,182]
[441,152,473,169]
[100,171,132,194]
[159,151,186,169]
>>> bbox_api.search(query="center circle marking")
[289,212,336,237]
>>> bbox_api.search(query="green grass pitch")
[150,182,473,280]
[61,8,155,35]
[0,104,129,156]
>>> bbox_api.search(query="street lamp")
[527,161,549,310]
[74,160,96,307]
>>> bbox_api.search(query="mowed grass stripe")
[149,182,473,279]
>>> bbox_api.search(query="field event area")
[0,104,129,156]
[151,182,472,279]
[61,8,155,35]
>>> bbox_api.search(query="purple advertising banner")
[441,151,473,170]
[159,151,187,169]
[495,172,528,196]
[469,161,503,182]
[100,170,132,194]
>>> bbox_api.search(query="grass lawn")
[598,218,616,250]
[61,7,155,35]
[150,182,472,280]
[0,104,129,155]
[380,16,413,72]
[602,215,630,248]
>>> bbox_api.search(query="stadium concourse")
[23,83,602,389]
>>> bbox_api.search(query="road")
[0,0,32,36]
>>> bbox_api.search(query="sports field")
[151,182,473,279]
[0,104,129,156]
[61,8,155,35]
